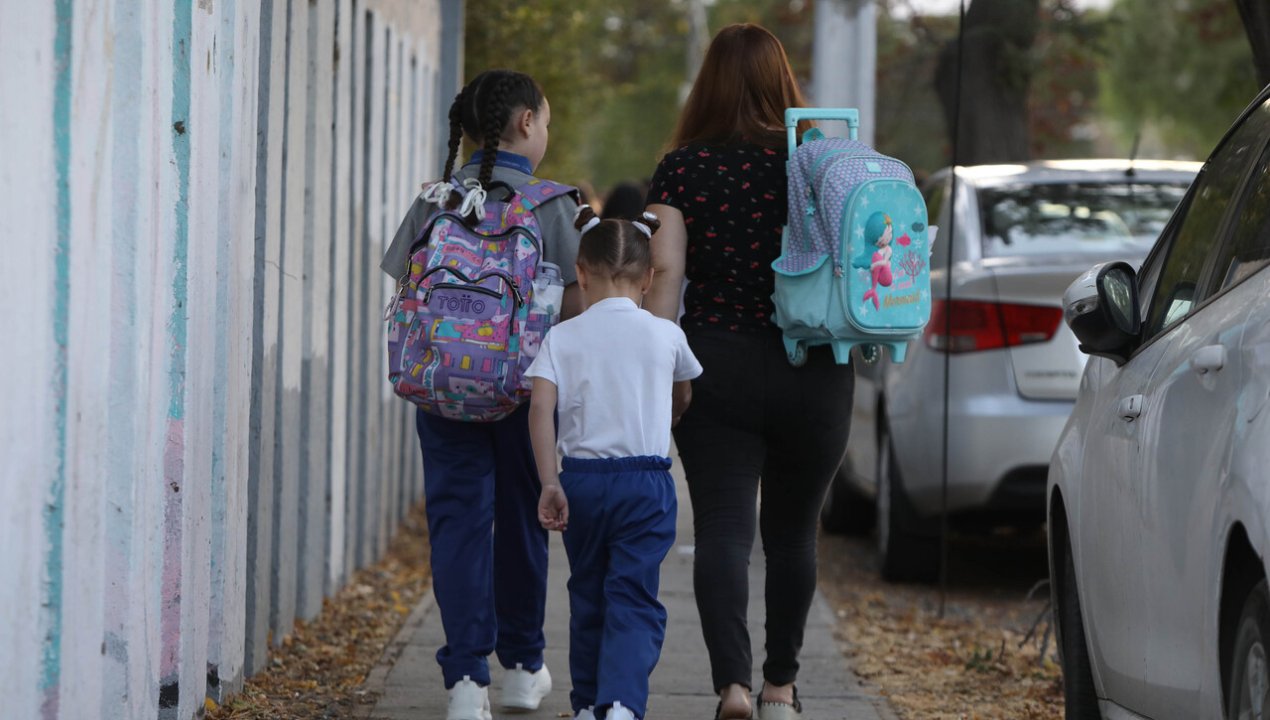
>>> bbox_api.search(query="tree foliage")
[465,0,1212,188]
[464,1,816,195]
[876,0,1105,173]
[1100,0,1257,157]
[464,1,610,188]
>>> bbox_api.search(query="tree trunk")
[934,0,1039,165]
[1236,0,1270,88]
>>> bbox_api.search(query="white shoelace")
[421,179,455,205]
[421,178,488,223]
[458,178,487,222]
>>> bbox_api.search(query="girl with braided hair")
[527,206,702,720]
[381,69,582,720]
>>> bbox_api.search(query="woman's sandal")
[755,684,802,720]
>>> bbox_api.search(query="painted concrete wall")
[0,2,460,719]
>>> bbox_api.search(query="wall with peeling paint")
[0,1,460,718]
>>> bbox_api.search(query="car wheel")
[1226,579,1270,720]
[821,462,877,536]
[876,424,939,583]
[1057,532,1100,719]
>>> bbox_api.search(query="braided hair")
[437,83,471,212]
[574,205,662,283]
[436,69,545,224]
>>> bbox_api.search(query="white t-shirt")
[525,297,703,459]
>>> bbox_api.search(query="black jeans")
[673,327,855,692]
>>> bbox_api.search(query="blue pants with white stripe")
[560,455,677,720]
[416,404,549,689]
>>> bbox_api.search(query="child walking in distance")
[381,69,581,720]
[527,207,703,720]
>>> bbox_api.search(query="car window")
[975,181,1190,258]
[1212,142,1270,292]
[1143,99,1270,338]
[970,180,1188,259]
[1135,196,1186,310]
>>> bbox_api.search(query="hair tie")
[575,204,602,235]
[630,211,657,239]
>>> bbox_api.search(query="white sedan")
[1050,88,1270,719]
[825,160,1198,583]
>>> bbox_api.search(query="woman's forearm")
[644,203,687,322]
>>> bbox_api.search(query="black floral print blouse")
[647,142,789,334]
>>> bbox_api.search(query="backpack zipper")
[409,211,541,257]
[807,146,874,181]
[424,283,503,301]
[419,266,524,307]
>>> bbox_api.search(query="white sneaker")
[605,701,637,720]
[576,708,598,720]
[500,662,552,711]
[447,676,492,720]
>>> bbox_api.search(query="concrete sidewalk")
[360,462,896,720]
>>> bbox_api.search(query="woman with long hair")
[643,24,855,720]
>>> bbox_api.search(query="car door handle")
[1190,345,1227,374]
[1119,394,1143,421]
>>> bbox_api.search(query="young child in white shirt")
[526,206,703,720]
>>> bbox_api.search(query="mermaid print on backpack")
[386,177,574,421]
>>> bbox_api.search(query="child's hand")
[538,484,569,532]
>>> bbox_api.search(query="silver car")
[824,160,1199,582]
[1051,90,1270,719]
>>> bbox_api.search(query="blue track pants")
[416,404,549,688]
[560,455,677,720]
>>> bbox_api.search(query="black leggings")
[673,327,855,692]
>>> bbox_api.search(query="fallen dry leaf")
[819,529,1063,720]
[206,503,431,720]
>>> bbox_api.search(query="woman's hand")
[644,203,688,322]
[538,485,569,532]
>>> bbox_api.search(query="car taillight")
[924,300,1063,353]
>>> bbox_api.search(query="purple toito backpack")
[385,178,577,421]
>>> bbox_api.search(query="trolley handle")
[785,108,860,156]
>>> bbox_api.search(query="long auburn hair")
[672,24,811,148]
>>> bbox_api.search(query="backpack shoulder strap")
[512,179,580,212]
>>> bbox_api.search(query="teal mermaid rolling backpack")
[771,108,934,366]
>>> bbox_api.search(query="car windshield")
[977,181,1191,257]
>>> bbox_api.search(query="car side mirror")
[1062,261,1141,366]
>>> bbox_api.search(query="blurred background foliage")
[462,0,1258,200]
